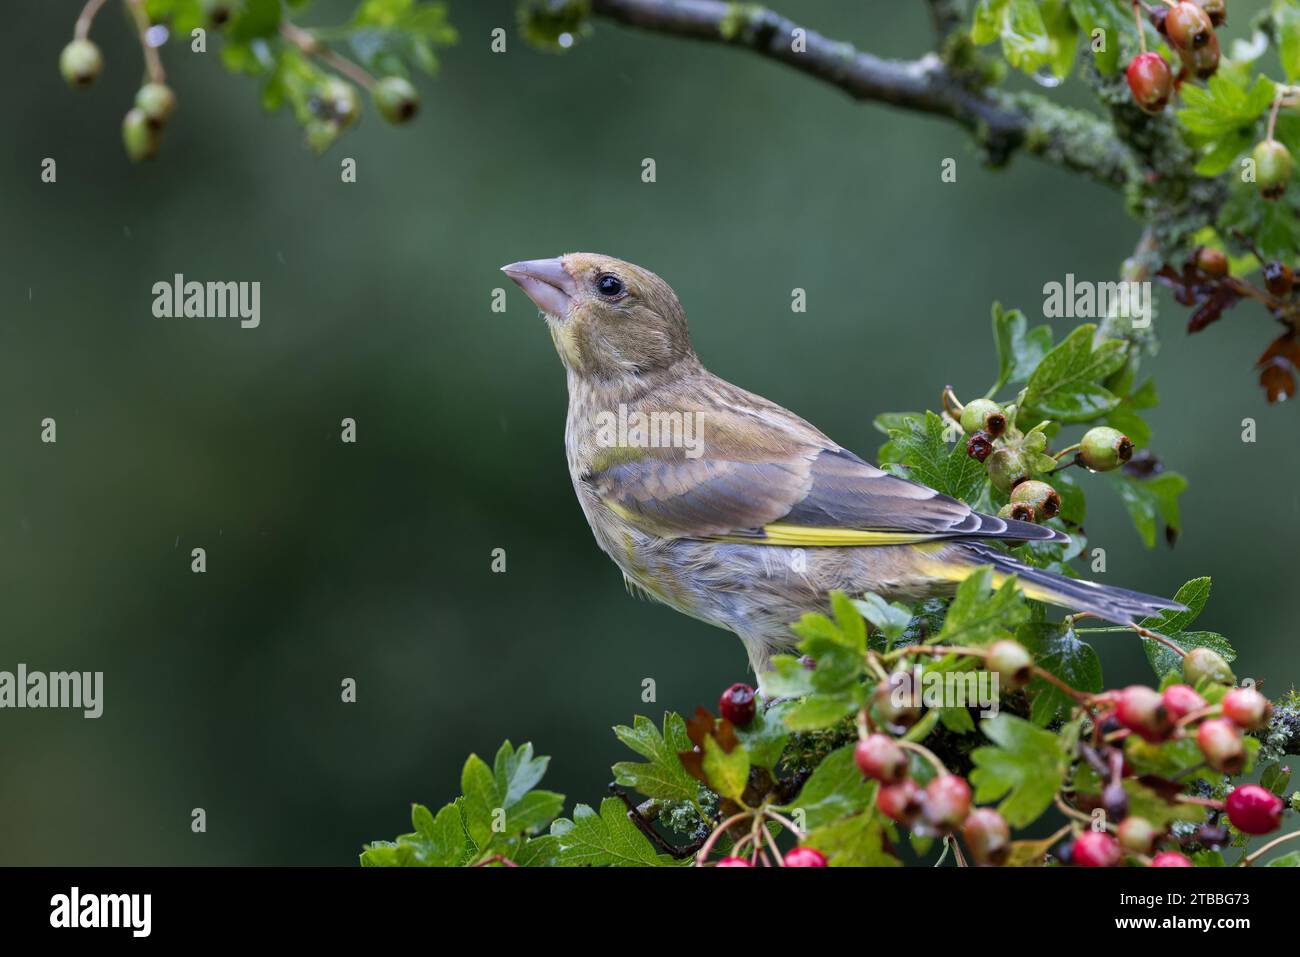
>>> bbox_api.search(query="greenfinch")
[503,253,1182,680]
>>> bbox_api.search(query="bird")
[501,253,1183,681]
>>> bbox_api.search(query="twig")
[125,0,164,84]
[280,21,376,89]
[75,0,107,40]
[589,0,1134,183]
[1239,829,1300,866]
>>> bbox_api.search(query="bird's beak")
[501,257,577,318]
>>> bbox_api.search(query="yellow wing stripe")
[914,553,1061,605]
[736,523,947,547]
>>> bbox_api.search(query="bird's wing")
[584,382,1067,547]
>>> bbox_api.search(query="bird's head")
[502,253,695,381]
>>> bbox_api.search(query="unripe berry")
[316,78,360,128]
[1183,647,1235,685]
[60,39,103,88]
[202,0,235,27]
[922,774,972,830]
[1196,717,1246,774]
[1263,261,1294,297]
[1194,0,1226,27]
[716,856,752,867]
[718,683,756,726]
[1010,480,1061,521]
[1161,683,1207,721]
[1115,685,1173,742]
[373,76,420,125]
[987,447,1030,493]
[1072,830,1122,867]
[873,672,921,730]
[1079,426,1133,471]
[963,808,1010,866]
[997,502,1035,523]
[987,639,1033,691]
[1151,851,1194,867]
[1118,816,1159,854]
[1126,52,1173,114]
[134,83,177,130]
[876,780,923,826]
[966,431,994,463]
[1254,140,1293,201]
[1179,30,1220,79]
[121,108,161,162]
[1195,245,1228,278]
[783,846,827,867]
[1166,1,1214,51]
[1222,687,1272,731]
[960,398,1007,438]
[854,734,909,784]
[1225,784,1284,835]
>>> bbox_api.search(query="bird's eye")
[595,274,624,298]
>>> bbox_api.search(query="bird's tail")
[923,542,1186,625]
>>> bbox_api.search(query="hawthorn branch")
[589,0,1135,187]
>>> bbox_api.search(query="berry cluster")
[1125,1,1224,116]
[60,2,422,162]
[948,389,1133,528]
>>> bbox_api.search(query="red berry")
[1195,246,1228,277]
[1263,261,1294,297]
[876,780,923,826]
[1115,685,1173,742]
[963,808,1011,866]
[1072,830,1122,867]
[1222,687,1272,731]
[1161,683,1207,721]
[1166,1,1214,51]
[716,856,752,867]
[1196,717,1246,774]
[1225,785,1284,835]
[873,672,922,730]
[1151,851,1195,867]
[1178,28,1220,78]
[718,683,756,726]
[923,774,972,829]
[1126,52,1174,114]
[854,734,909,785]
[783,846,827,867]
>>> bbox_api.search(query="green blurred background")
[2,0,1294,864]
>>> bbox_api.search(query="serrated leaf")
[701,734,750,801]
[804,811,901,866]
[853,592,914,648]
[885,411,989,505]
[551,798,683,867]
[780,744,875,830]
[1111,471,1187,549]
[1137,577,1237,677]
[937,566,1030,646]
[970,713,1065,827]
[612,713,699,803]
[1023,324,1128,422]
[736,699,793,770]
[1022,621,1103,726]
[992,303,1054,393]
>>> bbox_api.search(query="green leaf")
[550,798,683,866]
[701,734,750,801]
[992,303,1053,392]
[1068,0,1124,74]
[1279,0,1300,82]
[804,811,901,867]
[1178,74,1275,140]
[1124,780,1207,828]
[936,566,1030,646]
[1266,851,1300,867]
[1021,621,1102,726]
[1023,324,1128,422]
[830,590,867,654]
[736,699,793,770]
[780,744,876,830]
[460,741,564,850]
[1135,577,1236,678]
[1260,762,1293,796]
[853,592,914,648]
[359,800,470,867]
[1110,471,1187,548]
[783,692,858,731]
[970,714,1066,827]
[885,411,989,506]
[612,713,699,803]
